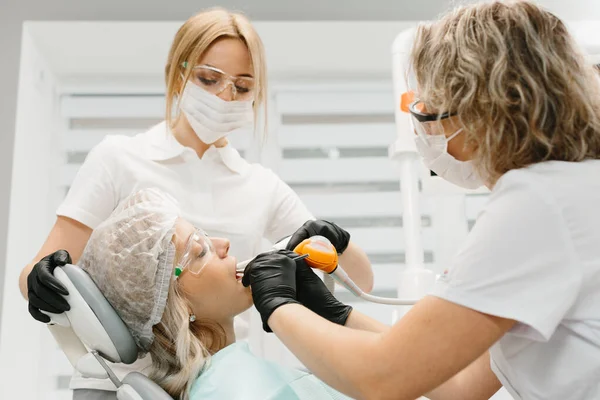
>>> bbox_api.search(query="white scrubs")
[58,121,313,392]
[432,160,600,400]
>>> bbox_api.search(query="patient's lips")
[235,258,250,282]
[234,258,244,281]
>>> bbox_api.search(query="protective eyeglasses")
[182,62,255,101]
[400,91,457,141]
[174,228,214,278]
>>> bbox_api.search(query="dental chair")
[43,264,173,400]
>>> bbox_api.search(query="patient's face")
[173,219,252,323]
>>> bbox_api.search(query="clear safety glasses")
[182,62,255,101]
[174,228,214,278]
[401,91,457,141]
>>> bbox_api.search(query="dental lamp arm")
[268,297,514,400]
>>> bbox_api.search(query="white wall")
[26,21,416,86]
[24,18,600,85]
[0,24,64,400]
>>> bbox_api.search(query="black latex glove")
[286,220,351,254]
[242,250,300,332]
[27,250,72,323]
[292,251,353,326]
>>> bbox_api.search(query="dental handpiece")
[331,265,417,305]
[236,236,293,274]
[236,253,309,275]
[236,236,418,305]
[294,236,419,306]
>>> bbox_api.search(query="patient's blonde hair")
[164,8,267,135]
[411,0,600,183]
[149,282,225,400]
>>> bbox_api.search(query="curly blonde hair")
[411,0,600,184]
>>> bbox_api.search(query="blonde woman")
[19,8,373,399]
[77,188,353,400]
[243,2,600,400]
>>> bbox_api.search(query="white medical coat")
[432,160,600,399]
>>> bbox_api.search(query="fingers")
[28,290,70,314]
[285,229,308,251]
[241,268,252,287]
[26,250,73,324]
[275,249,297,258]
[286,219,348,252]
[295,260,321,281]
[51,249,72,266]
[242,252,269,286]
[37,266,69,296]
[242,252,297,287]
[241,252,271,286]
[29,304,51,323]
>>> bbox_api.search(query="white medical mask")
[179,81,254,144]
[414,129,485,189]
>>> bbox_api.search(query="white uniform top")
[57,121,313,391]
[432,160,600,400]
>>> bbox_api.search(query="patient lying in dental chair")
[78,188,351,400]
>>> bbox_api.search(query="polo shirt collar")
[143,121,246,174]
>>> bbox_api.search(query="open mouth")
[234,258,244,281]
[235,258,251,282]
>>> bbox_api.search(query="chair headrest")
[61,264,138,364]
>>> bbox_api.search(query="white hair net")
[78,187,180,354]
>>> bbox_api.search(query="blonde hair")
[148,280,225,400]
[411,0,600,183]
[164,8,267,134]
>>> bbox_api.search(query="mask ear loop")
[446,128,464,142]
